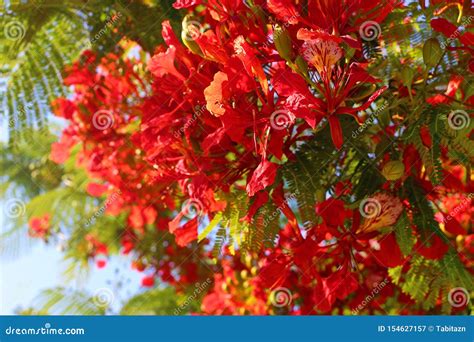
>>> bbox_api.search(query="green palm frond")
[27,287,106,315]
[1,0,180,141]
[120,287,184,315]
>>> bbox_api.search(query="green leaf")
[198,212,222,242]
[423,38,442,68]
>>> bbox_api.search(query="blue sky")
[0,119,143,314]
[0,232,142,314]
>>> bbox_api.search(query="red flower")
[313,266,359,313]
[86,183,108,197]
[96,260,107,269]
[419,126,432,148]
[172,0,201,9]
[316,198,351,228]
[372,233,405,267]
[28,214,51,239]
[415,234,449,260]
[141,275,155,287]
[246,160,279,197]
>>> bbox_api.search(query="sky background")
[0,232,143,314]
[0,119,143,315]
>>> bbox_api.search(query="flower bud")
[273,24,294,61]
[181,15,203,56]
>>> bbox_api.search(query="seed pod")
[419,126,432,148]
[382,160,405,181]
[378,108,391,128]
[400,66,415,87]
[423,38,442,68]
[295,55,308,75]
[273,24,294,61]
[181,15,203,56]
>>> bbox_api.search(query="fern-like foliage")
[389,252,473,313]
[1,0,180,141]
[25,287,105,315]
[121,287,191,315]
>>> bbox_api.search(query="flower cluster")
[28,0,473,314]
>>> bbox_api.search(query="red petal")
[148,46,185,81]
[419,126,432,148]
[444,218,466,236]
[373,233,405,267]
[242,191,269,222]
[141,275,155,287]
[50,142,70,164]
[246,160,278,197]
[430,18,458,37]
[86,183,108,197]
[96,260,107,269]
[234,36,268,95]
[258,255,290,288]
[204,71,228,116]
[51,98,75,120]
[415,234,449,260]
[328,116,344,149]
[174,217,198,246]
[128,206,144,229]
[316,198,349,228]
[267,0,300,25]
[172,0,201,9]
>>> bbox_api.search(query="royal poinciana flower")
[294,29,388,148]
[28,214,51,239]
[29,0,473,315]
